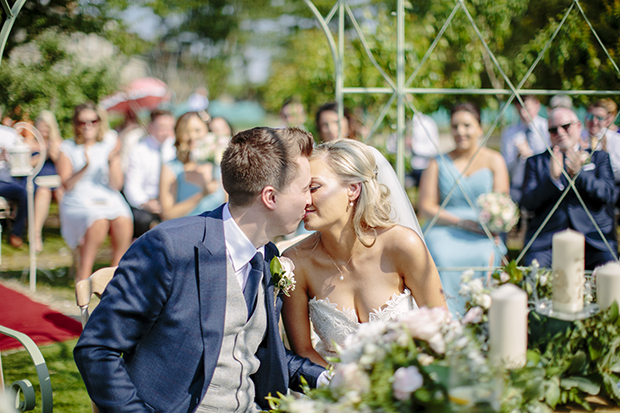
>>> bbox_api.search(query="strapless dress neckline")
[308,289,418,359]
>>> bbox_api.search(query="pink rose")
[392,366,424,400]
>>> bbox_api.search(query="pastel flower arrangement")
[476,192,519,233]
[192,132,230,164]
[268,307,497,412]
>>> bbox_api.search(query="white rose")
[417,353,435,366]
[462,306,483,324]
[477,293,492,309]
[392,366,424,401]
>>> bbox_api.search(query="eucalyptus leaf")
[543,379,560,408]
[560,377,600,395]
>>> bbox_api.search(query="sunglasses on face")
[548,122,574,134]
[585,113,606,122]
[77,119,100,128]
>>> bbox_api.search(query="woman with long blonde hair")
[282,139,446,367]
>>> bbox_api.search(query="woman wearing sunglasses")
[56,102,133,282]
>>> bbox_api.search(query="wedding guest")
[409,113,440,188]
[74,127,326,412]
[0,124,27,248]
[118,110,147,174]
[548,94,573,111]
[31,111,64,252]
[584,99,620,183]
[418,102,509,316]
[123,110,176,238]
[280,98,308,129]
[159,111,225,220]
[500,96,550,203]
[282,139,446,367]
[56,102,133,282]
[208,116,233,138]
[315,102,358,142]
[521,107,617,269]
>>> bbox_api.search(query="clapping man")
[74,127,326,412]
[521,108,617,269]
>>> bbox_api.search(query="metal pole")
[337,0,345,137]
[13,123,46,292]
[396,0,405,185]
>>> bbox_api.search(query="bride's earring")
[346,200,354,212]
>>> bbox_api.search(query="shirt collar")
[223,203,264,273]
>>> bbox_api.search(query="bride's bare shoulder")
[379,225,425,250]
[281,233,320,264]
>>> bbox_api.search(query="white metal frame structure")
[304,0,620,272]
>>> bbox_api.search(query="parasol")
[101,77,170,113]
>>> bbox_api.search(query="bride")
[281,139,446,367]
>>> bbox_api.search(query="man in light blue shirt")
[501,96,550,203]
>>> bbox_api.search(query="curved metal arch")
[305,0,620,276]
[0,0,28,66]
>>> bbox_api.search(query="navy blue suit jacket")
[521,150,617,254]
[74,206,324,412]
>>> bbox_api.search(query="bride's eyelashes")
[310,185,321,193]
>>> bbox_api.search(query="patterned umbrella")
[101,77,169,113]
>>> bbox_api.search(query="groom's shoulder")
[146,209,222,240]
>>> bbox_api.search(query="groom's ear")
[260,186,278,210]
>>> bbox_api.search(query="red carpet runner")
[0,283,82,351]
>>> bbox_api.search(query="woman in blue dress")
[159,112,226,220]
[417,102,510,316]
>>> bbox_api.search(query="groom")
[74,127,326,412]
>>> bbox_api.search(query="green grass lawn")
[2,339,91,412]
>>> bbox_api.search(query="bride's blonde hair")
[313,139,395,246]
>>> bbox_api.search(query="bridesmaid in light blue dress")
[159,112,226,220]
[418,103,510,316]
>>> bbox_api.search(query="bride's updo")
[313,139,395,245]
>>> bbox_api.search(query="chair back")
[75,266,117,328]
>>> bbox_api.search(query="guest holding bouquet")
[159,111,226,220]
[418,102,509,316]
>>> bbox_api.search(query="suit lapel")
[196,207,227,381]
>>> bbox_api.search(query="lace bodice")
[308,289,418,359]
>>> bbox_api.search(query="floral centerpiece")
[268,307,499,412]
[459,261,619,412]
[476,192,519,233]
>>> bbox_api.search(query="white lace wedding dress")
[308,289,419,359]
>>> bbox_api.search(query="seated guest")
[159,111,225,220]
[315,102,358,142]
[0,125,27,248]
[123,110,176,238]
[31,111,64,252]
[521,107,617,269]
[56,102,133,282]
[500,96,550,203]
[418,102,509,316]
[584,100,620,184]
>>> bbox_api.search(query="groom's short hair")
[221,127,314,207]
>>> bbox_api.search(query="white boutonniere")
[270,256,296,300]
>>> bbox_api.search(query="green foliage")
[1,339,91,413]
[0,30,122,137]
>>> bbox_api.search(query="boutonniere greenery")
[270,256,296,298]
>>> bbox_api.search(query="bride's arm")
[390,227,447,309]
[281,250,329,368]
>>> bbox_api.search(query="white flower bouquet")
[192,132,230,164]
[268,307,497,412]
[476,192,519,233]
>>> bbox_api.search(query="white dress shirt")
[501,115,550,189]
[0,125,17,182]
[223,203,264,289]
[124,135,176,208]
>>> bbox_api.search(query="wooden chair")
[75,266,117,328]
[75,266,116,413]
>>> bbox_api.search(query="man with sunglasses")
[521,107,617,269]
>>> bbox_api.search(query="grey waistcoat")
[197,257,267,413]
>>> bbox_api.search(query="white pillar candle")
[552,229,585,313]
[596,262,620,311]
[489,284,528,369]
